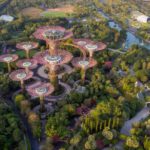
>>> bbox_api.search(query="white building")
[0,15,14,22]
[131,11,149,23]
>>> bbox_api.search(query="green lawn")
[41,11,71,18]
[12,49,38,58]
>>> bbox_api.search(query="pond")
[98,10,150,50]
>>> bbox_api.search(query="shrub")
[14,94,26,107]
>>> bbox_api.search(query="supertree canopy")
[33,26,73,56]
[73,39,107,58]
[72,57,97,84]
[9,69,33,90]
[16,59,37,73]
[34,49,73,89]
[16,42,38,58]
[26,82,54,112]
[0,54,18,72]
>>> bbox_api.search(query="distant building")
[131,11,149,23]
[0,15,14,22]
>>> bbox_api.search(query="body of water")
[98,10,150,50]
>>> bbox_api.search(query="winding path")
[108,48,125,54]
[113,106,150,150]
[45,81,72,102]
[121,107,150,136]
[37,64,74,79]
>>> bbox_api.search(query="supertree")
[16,42,38,58]
[72,57,97,84]
[26,82,54,112]
[0,54,18,72]
[16,59,37,73]
[34,50,73,90]
[9,69,33,90]
[73,39,106,59]
[33,26,73,56]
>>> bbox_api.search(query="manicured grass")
[41,11,71,18]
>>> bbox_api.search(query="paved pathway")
[45,81,72,102]
[108,48,125,54]
[37,64,74,79]
[121,107,150,136]
[115,107,150,149]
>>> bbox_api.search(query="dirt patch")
[21,7,43,18]
[46,5,74,14]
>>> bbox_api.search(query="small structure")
[135,81,143,88]
[0,15,14,22]
[131,11,150,23]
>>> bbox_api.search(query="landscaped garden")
[0,0,150,150]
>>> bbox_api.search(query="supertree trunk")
[26,49,30,59]
[25,67,29,73]
[89,51,93,63]
[7,62,11,73]
[39,96,45,113]
[49,66,59,90]
[20,80,25,91]
[48,41,57,56]
[81,68,86,85]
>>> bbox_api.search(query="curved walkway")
[120,107,150,136]
[37,64,74,79]
[108,48,125,54]
[45,81,72,102]
[113,107,150,150]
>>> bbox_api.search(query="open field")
[21,7,43,18]
[46,5,74,13]
[21,5,74,18]
[41,11,69,18]
[41,5,74,18]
